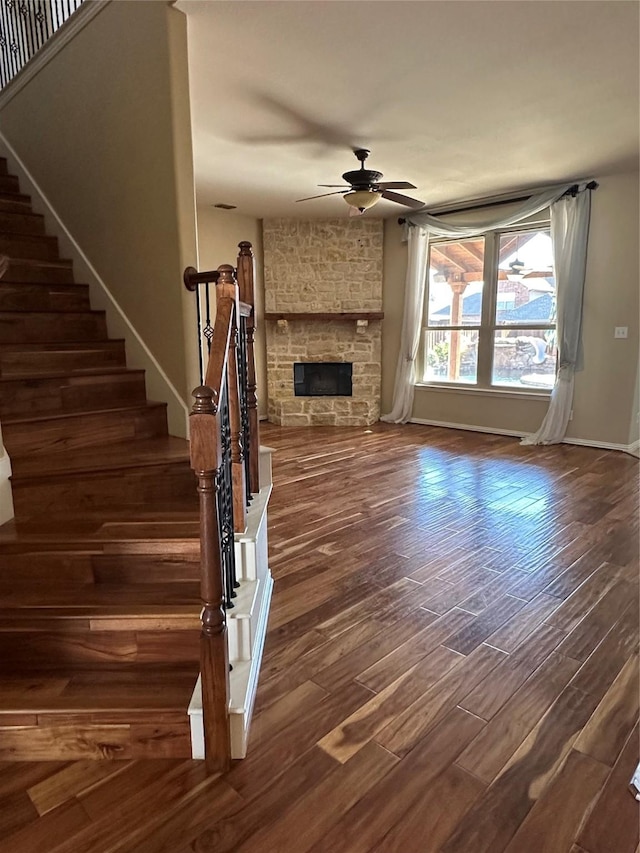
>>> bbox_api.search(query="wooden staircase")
[0,155,205,760]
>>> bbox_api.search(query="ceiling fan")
[296,149,424,215]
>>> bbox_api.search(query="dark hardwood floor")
[0,422,638,852]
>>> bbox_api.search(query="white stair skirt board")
[188,572,274,760]
[228,570,274,758]
[189,446,274,760]
[234,481,272,582]
[227,578,261,662]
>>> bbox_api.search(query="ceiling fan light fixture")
[507,257,529,282]
[344,190,381,212]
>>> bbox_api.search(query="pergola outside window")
[422,226,557,392]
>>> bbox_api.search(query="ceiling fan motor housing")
[341,169,383,189]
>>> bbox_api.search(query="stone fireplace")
[263,218,383,426]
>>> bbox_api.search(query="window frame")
[419,221,556,395]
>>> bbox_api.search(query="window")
[422,226,556,392]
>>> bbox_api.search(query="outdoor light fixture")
[343,190,382,212]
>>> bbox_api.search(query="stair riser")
[0,211,45,236]
[2,260,74,284]
[0,342,127,376]
[0,372,147,418]
[0,553,95,584]
[0,233,59,261]
[0,630,199,667]
[0,283,90,312]
[3,404,168,455]
[0,159,8,176]
[11,463,198,516]
[0,311,107,343]
[0,197,32,215]
[0,174,19,192]
[93,555,201,584]
[0,552,200,584]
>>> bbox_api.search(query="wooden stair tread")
[0,339,125,351]
[0,306,93,315]
[0,366,143,383]
[0,256,72,270]
[0,279,88,289]
[0,309,104,319]
[0,664,199,714]
[2,400,166,427]
[0,190,30,202]
[2,519,199,545]
[10,436,191,479]
[0,582,200,609]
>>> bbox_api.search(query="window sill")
[414,382,551,402]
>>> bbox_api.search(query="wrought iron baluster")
[203,280,213,356]
[33,1,47,53]
[237,315,251,507]
[3,0,20,82]
[195,283,204,385]
[25,0,37,60]
[216,375,239,608]
[16,2,29,71]
[0,3,11,88]
[0,0,85,90]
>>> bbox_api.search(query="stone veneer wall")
[263,218,383,426]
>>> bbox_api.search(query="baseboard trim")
[409,417,638,455]
[409,417,523,439]
[625,439,640,458]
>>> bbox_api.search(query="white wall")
[0,1,198,436]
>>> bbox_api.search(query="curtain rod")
[397,180,599,225]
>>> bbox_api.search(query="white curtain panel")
[521,189,592,444]
[381,183,575,424]
[380,225,429,423]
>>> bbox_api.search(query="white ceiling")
[177,0,639,219]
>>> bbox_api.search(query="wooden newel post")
[216,265,247,535]
[237,241,260,495]
[189,385,231,772]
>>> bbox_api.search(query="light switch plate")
[614,326,629,339]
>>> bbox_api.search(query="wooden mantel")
[264,312,384,321]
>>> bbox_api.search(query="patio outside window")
[421,226,557,392]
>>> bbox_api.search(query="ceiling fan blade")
[296,190,348,202]
[374,181,417,190]
[381,190,425,209]
[318,184,351,188]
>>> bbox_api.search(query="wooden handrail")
[185,245,260,770]
[184,266,221,291]
[204,301,233,393]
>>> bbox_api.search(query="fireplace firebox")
[293,362,352,397]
